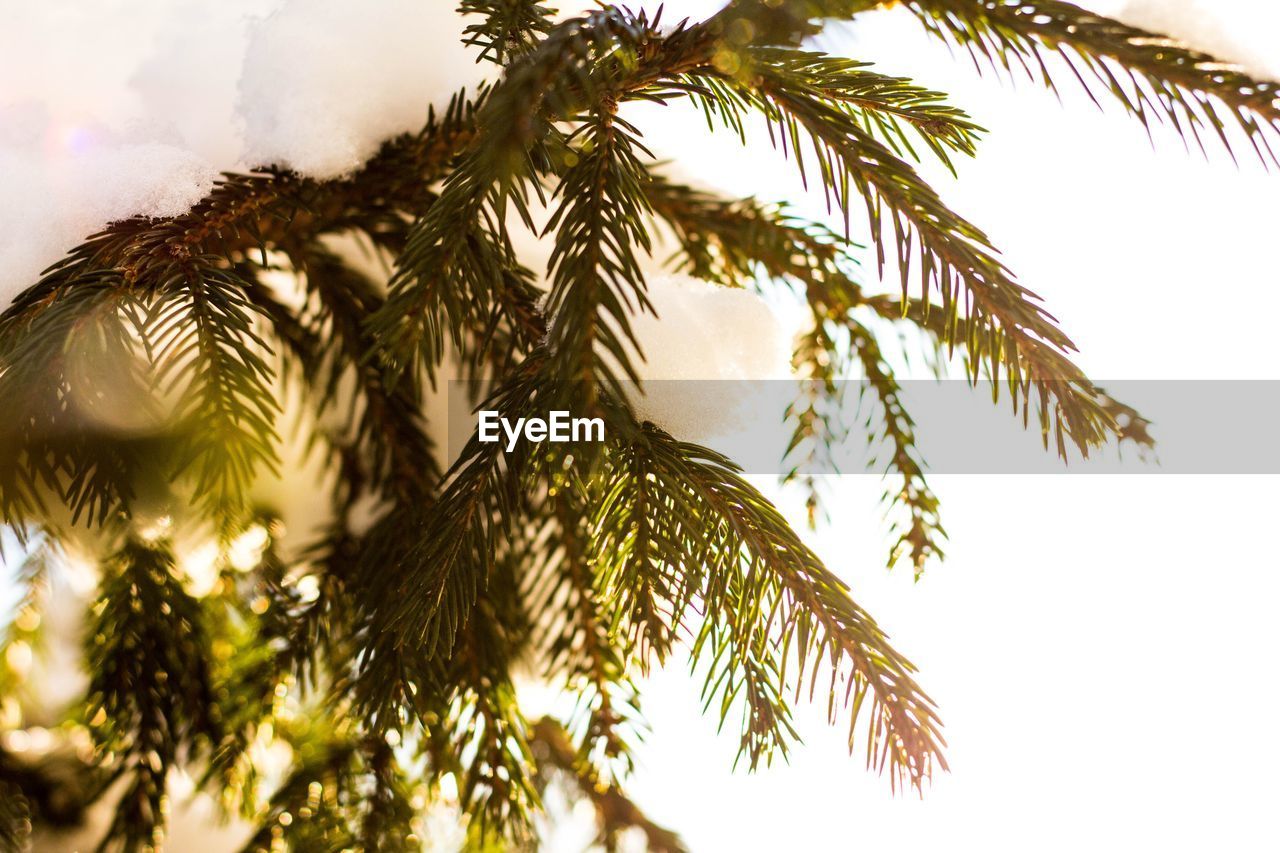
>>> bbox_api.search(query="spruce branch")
[296,248,441,499]
[650,177,951,554]
[592,424,694,664]
[786,256,947,571]
[0,283,146,528]
[473,7,660,178]
[785,322,850,528]
[528,488,644,778]
[462,0,555,65]
[372,437,507,661]
[371,7,665,385]
[86,539,221,852]
[148,265,281,527]
[434,588,540,845]
[371,2,885,386]
[596,416,945,789]
[845,320,946,575]
[650,178,1149,553]
[378,539,541,846]
[370,148,514,386]
[686,49,1123,456]
[645,173,859,291]
[544,108,655,403]
[687,50,985,170]
[795,57,984,167]
[350,360,545,730]
[902,0,1280,164]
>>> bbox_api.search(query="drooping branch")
[903,0,1280,164]
[595,415,946,789]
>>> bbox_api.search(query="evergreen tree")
[0,1,1274,849]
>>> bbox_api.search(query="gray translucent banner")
[446,380,1280,474]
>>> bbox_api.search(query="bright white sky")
[5,3,1280,851]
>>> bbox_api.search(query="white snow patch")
[1092,0,1280,81]
[629,275,791,382]
[238,0,483,178]
[0,112,217,300]
[625,274,792,440]
[0,1,485,307]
